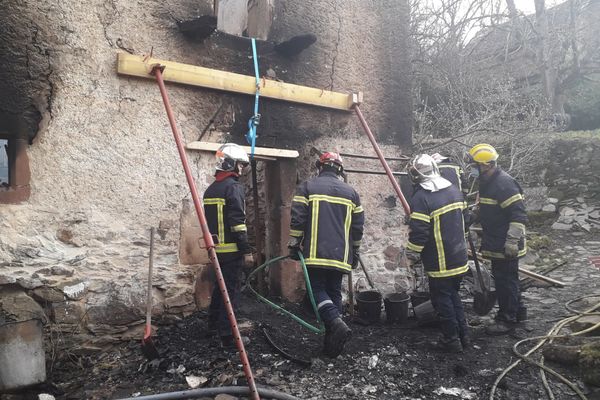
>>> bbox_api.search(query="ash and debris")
[6,228,600,400]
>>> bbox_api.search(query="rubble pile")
[551,197,600,232]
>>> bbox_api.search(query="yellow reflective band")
[411,212,431,223]
[501,194,523,208]
[479,197,498,205]
[231,224,247,232]
[310,199,320,258]
[204,198,226,205]
[353,240,362,247]
[304,257,352,272]
[353,205,364,213]
[290,229,304,237]
[481,248,527,259]
[217,204,225,244]
[431,201,466,217]
[433,214,446,272]
[309,194,356,208]
[407,241,424,252]
[215,243,239,253]
[428,264,470,278]
[293,195,309,205]
[509,222,526,230]
[343,205,352,264]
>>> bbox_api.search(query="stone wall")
[0,0,412,342]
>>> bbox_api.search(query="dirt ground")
[5,228,600,400]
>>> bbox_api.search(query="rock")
[50,266,74,277]
[368,355,379,369]
[0,274,17,285]
[384,245,401,260]
[577,197,585,203]
[570,315,600,336]
[552,222,571,230]
[561,207,576,216]
[0,288,46,322]
[51,301,86,325]
[16,276,44,289]
[541,204,556,212]
[215,395,238,400]
[165,290,194,309]
[548,197,559,204]
[186,375,208,389]
[38,395,55,400]
[32,287,65,303]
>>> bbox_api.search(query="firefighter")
[203,143,255,347]
[468,144,528,335]
[405,154,470,353]
[288,152,364,358]
[431,153,469,196]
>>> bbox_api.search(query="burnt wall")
[0,2,52,141]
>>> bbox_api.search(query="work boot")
[485,320,515,336]
[433,337,463,353]
[460,333,472,350]
[517,306,528,322]
[323,317,352,358]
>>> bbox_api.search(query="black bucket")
[410,291,430,309]
[384,292,410,324]
[356,290,382,323]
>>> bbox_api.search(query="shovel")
[141,227,159,360]
[467,232,497,316]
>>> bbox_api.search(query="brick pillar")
[264,159,304,301]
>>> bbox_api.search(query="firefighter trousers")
[429,275,468,342]
[491,258,525,323]
[208,256,242,337]
[308,268,343,324]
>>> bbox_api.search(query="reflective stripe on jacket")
[407,184,469,278]
[479,168,528,259]
[290,171,364,273]
[203,176,250,259]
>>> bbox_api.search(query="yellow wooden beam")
[117,53,362,111]
[186,141,299,159]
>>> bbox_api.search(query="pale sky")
[512,0,567,14]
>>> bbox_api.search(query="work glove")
[404,249,421,265]
[287,236,303,261]
[351,247,360,269]
[504,223,525,259]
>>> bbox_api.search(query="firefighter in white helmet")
[203,143,254,348]
[406,154,470,352]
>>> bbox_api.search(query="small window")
[0,139,8,187]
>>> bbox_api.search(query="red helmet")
[318,152,344,168]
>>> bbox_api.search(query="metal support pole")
[250,159,266,294]
[353,105,411,215]
[151,65,260,400]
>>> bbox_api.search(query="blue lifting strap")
[246,38,260,159]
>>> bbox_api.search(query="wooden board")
[186,141,299,159]
[117,53,362,111]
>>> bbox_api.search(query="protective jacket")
[290,170,364,273]
[203,174,251,261]
[479,168,528,259]
[438,159,468,195]
[407,184,469,278]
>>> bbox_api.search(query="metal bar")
[339,151,409,162]
[151,66,260,400]
[345,168,406,176]
[353,105,411,215]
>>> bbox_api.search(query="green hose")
[246,252,325,334]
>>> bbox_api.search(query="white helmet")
[431,153,449,163]
[407,154,451,192]
[215,143,249,172]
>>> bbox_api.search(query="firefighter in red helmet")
[288,152,365,358]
